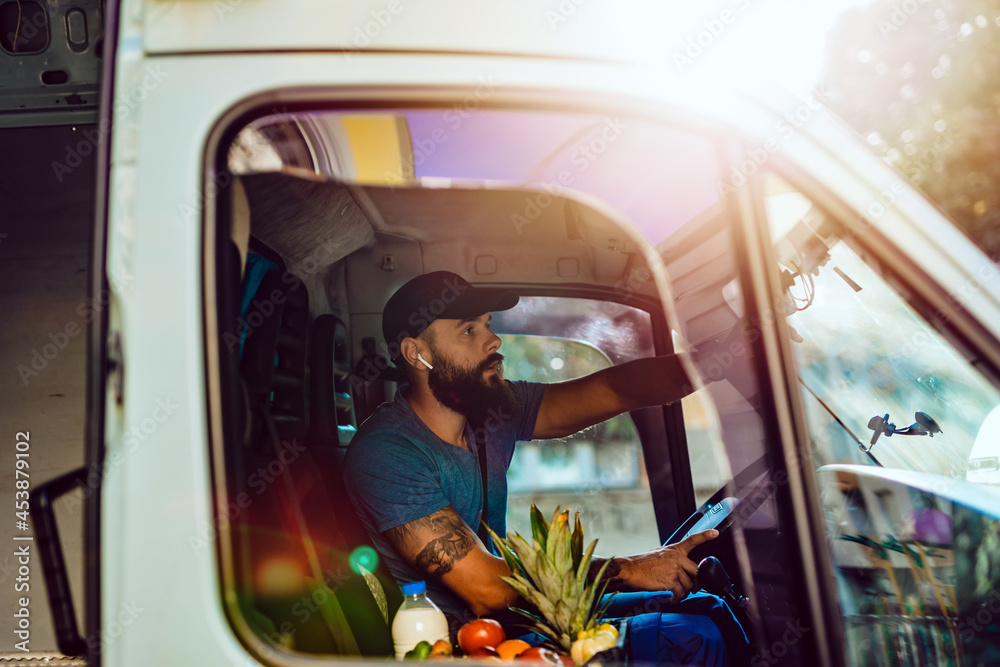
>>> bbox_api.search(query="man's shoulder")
[508,379,547,403]
[353,399,404,436]
[505,380,547,441]
[345,400,430,465]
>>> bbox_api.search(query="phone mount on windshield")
[865,411,942,452]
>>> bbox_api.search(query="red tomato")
[458,619,506,654]
[469,646,502,660]
[515,647,563,665]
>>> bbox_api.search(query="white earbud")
[417,353,434,370]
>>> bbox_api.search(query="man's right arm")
[383,505,518,617]
[385,509,718,613]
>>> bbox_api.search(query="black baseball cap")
[382,271,519,363]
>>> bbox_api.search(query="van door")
[3,1,117,663]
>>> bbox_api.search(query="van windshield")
[766,178,1000,484]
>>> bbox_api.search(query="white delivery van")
[7,1,1000,666]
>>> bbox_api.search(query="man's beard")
[426,350,517,426]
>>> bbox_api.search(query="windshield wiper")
[797,375,944,468]
[798,378,884,467]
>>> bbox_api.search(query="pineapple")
[486,505,615,656]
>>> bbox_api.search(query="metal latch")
[108,330,123,405]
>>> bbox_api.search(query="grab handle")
[30,466,89,657]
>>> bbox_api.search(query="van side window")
[491,297,661,552]
[762,172,1000,663]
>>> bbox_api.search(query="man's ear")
[399,337,428,371]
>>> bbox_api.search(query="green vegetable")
[405,640,433,659]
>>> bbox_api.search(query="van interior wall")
[343,234,423,365]
[0,125,92,653]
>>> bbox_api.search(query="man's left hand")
[614,529,719,602]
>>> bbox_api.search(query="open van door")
[2,1,118,664]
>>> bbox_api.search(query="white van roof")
[142,0,705,67]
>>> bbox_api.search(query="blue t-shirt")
[343,380,546,619]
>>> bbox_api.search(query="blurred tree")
[822,0,1000,258]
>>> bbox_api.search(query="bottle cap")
[401,581,427,595]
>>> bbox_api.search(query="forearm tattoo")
[386,508,477,578]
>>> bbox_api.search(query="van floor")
[0,125,93,655]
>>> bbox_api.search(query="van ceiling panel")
[240,172,637,260]
[240,170,656,315]
[241,172,374,273]
[420,240,596,286]
[361,185,648,290]
[359,185,570,245]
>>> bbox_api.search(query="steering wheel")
[656,463,772,665]
[664,455,772,546]
[662,454,776,609]
[664,491,742,546]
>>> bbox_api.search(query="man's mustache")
[478,353,504,374]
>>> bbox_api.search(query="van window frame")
[201,88,842,664]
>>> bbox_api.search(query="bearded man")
[343,271,748,666]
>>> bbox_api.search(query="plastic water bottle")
[391,581,449,659]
